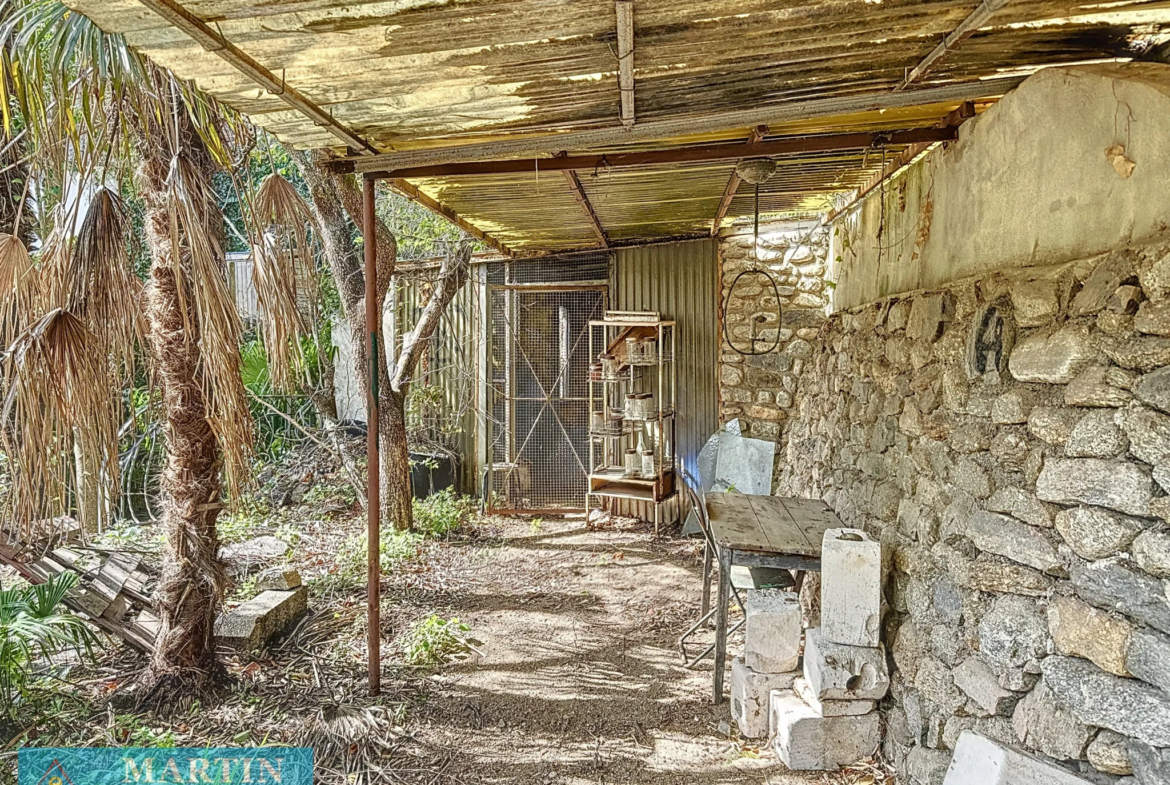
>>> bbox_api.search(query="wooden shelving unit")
[586,312,678,531]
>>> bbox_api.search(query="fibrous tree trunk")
[135,103,227,699]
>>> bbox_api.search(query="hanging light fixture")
[735,157,777,251]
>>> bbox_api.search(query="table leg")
[713,544,732,704]
[700,538,713,622]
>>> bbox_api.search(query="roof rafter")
[562,168,608,247]
[333,78,1024,174]
[895,0,1014,91]
[387,178,513,257]
[366,127,959,180]
[135,0,377,153]
[711,124,769,237]
[615,0,635,127]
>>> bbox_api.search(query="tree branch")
[390,239,471,394]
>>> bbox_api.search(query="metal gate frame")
[486,282,607,515]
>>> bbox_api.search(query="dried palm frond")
[164,152,253,496]
[69,187,143,375]
[0,233,36,348]
[251,172,319,391]
[1,309,120,539]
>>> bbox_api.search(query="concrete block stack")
[730,589,802,738]
[770,527,887,770]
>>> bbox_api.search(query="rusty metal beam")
[895,0,1013,91]
[562,168,608,246]
[388,178,513,257]
[827,102,977,222]
[366,127,958,180]
[135,0,377,153]
[615,0,635,127]
[333,78,1023,174]
[711,124,768,236]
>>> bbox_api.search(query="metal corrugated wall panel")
[612,240,718,492]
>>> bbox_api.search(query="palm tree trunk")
[135,116,227,699]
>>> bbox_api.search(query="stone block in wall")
[1055,506,1145,562]
[1036,459,1152,517]
[985,487,1056,528]
[1074,255,1135,316]
[1048,594,1133,677]
[978,595,1050,674]
[1128,740,1170,785]
[1066,366,1135,408]
[1008,325,1099,384]
[1139,249,1170,302]
[744,589,801,673]
[1071,559,1170,635]
[1088,730,1134,776]
[967,510,1064,575]
[992,390,1033,424]
[730,656,797,739]
[953,550,1053,598]
[1133,530,1170,578]
[1028,406,1084,446]
[821,528,882,647]
[907,294,952,343]
[769,691,881,771]
[1134,299,1170,336]
[803,626,890,701]
[1042,656,1170,747]
[1117,404,1170,465]
[1133,366,1170,414]
[1011,678,1095,760]
[1102,335,1170,373]
[1065,410,1130,458]
[916,654,969,715]
[1011,279,1061,327]
[954,657,1019,717]
[943,731,1097,785]
[1127,627,1170,695]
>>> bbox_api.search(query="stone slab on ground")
[769,691,880,771]
[214,586,308,650]
[803,626,889,701]
[744,588,801,673]
[793,676,875,717]
[943,731,1096,784]
[729,656,798,739]
[255,565,302,591]
[820,528,882,647]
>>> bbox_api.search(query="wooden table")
[704,492,844,702]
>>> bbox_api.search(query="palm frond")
[251,172,319,391]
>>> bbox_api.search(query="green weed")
[399,615,472,667]
[412,489,476,538]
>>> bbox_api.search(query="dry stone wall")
[778,238,1170,784]
[718,223,829,441]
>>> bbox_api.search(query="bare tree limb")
[390,240,472,395]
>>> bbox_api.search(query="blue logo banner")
[18,748,313,785]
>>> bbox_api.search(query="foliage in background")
[0,572,94,721]
[399,615,473,667]
[412,489,476,538]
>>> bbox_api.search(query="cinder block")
[730,656,798,738]
[803,626,890,701]
[821,528,882,647]
[745,589,802,673]
[795,676,875,717]
[943,731,1097,785]
[770,691,880,771]
[214,587,308,650]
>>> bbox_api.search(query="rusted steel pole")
[363,175,381,697]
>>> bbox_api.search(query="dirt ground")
[387,514,822,785]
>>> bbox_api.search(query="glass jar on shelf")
[641,450,656,479]
[623,449,640,477]
[625,337,642,365]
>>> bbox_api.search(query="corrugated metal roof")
[65,0,1170,250]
